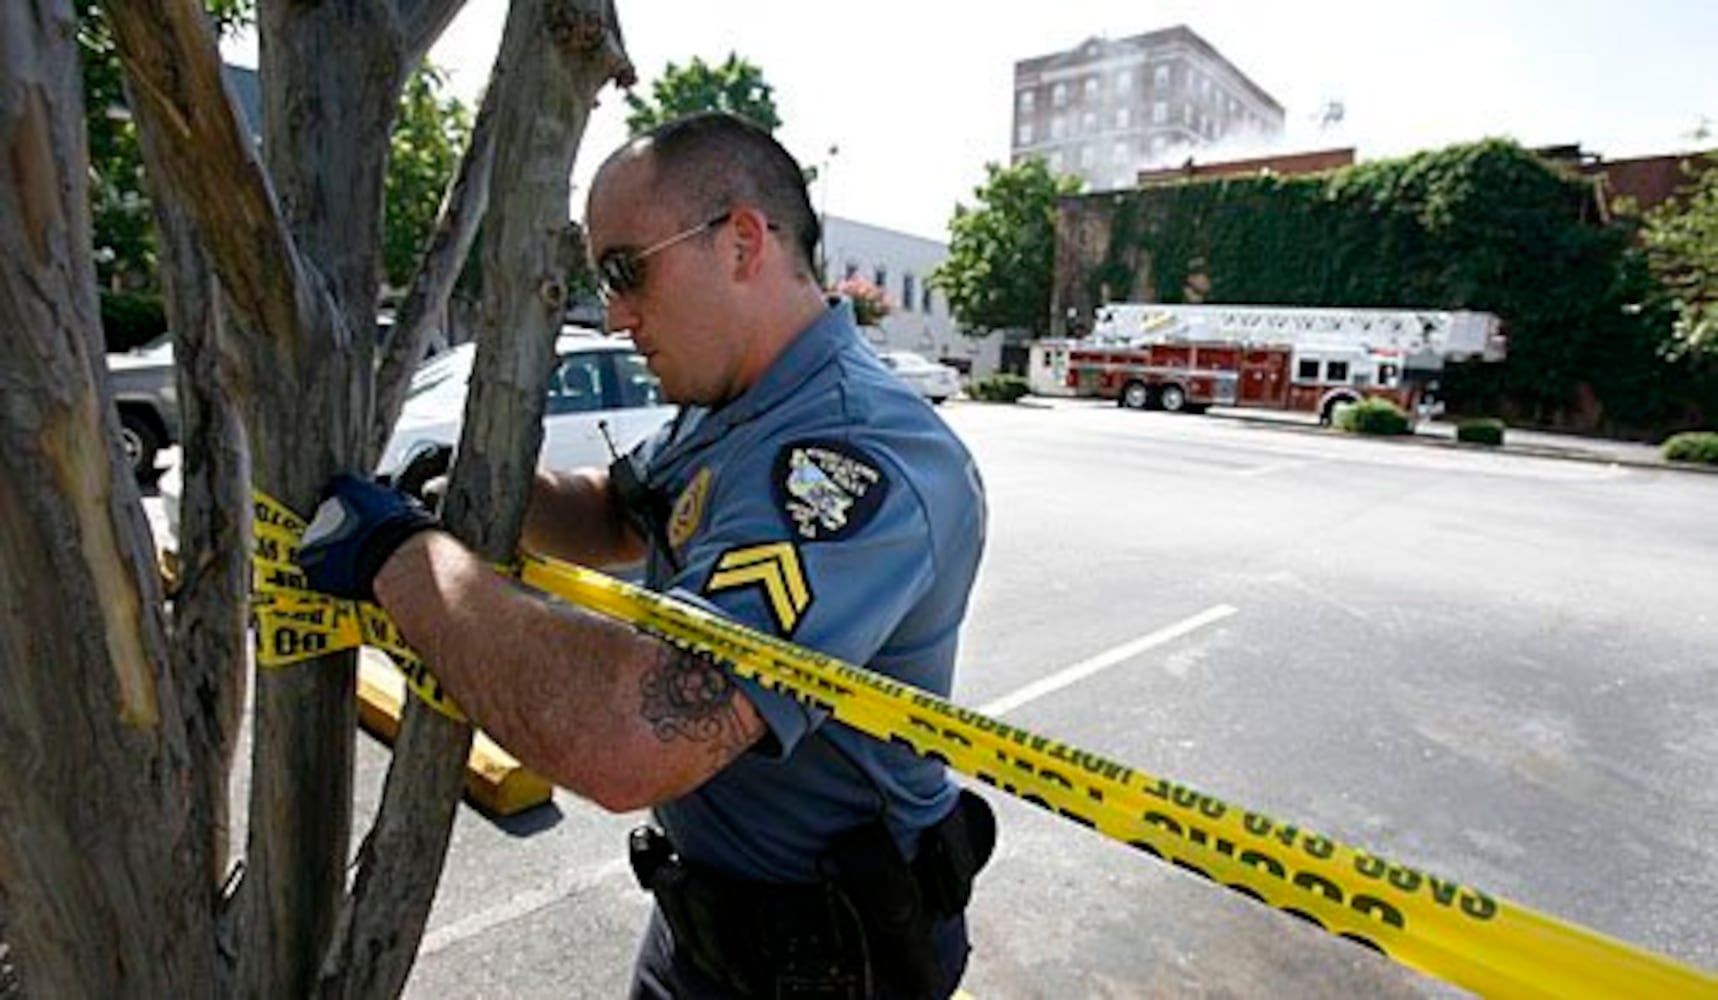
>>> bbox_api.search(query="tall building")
[1011,26,1285,192]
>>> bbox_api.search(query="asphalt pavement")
[131,399,1717,997]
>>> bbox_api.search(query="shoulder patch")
[705,542,813,635]
[772,439,888,542]
[668,467,711,549]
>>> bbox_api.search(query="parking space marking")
[420,856,632,956]
[1234,458,1325,477]
[976,604,1238,718]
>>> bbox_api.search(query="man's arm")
[520,467,647,566]
[375,530,767,811]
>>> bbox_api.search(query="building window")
[1017,122,1033,145]
[1050,116,1065,140]
[1151,135,1169,154]
[844,260,860,280]
[1327,360,1350,382]
[1019,90,1035,113]
[1154,65,1170,88]
[1183,104,1193,125]
[922,283,933,313]
[874,265,887,290]
[1052,82,1067,107]
[1083,77,1099,101]
[1200,76,1211,97]
[1152,101,1167,125]
[1116,69,1132,91]
[1297,358,1319,380]
[1081,111,1097,132]
[1116,107,1131,129]
[1112,141,1128,164]
[902,273,916,313]
[1049,151,1064,170]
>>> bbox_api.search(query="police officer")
[297,112,992,998]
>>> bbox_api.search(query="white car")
[379,328,675,474]
[159,330,673,552]
[876,350,962,404]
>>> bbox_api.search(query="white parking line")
[420,856,632,956]
[976,604,1238,718]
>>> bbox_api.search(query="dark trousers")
[629,904,971,999]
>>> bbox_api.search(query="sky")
[228,0,1715,242]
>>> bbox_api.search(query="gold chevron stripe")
[707,542,812,634]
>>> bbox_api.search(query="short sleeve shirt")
[626,300,986,883]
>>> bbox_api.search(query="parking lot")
[150,398,1718,997]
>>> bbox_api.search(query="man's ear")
[728,206,771,281]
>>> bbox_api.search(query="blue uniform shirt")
[625,300,986,883]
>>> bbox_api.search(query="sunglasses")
[595,212,733,298]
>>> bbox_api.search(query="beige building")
[1012,26,1285,191]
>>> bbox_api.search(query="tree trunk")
[132,79,253,903]
[320,3,633,995]
[0,1,216,993]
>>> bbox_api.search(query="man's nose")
[603,295,638,335]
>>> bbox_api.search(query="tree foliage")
[1640,158,1718,358]
[80,3,154,292]
[1060,140,1718,435]
[933,158,1082,337]
[623,52,781,135]
[384,63,473,289]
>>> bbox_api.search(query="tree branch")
[399,0,469,69]
[320,1,632,995]
[369,76,500,463]
[101,0,330,387]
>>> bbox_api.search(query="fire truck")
[1038,304,1505,422]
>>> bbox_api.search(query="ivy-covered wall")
[1052,139,1715,438]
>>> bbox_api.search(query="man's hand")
[386,441,454,509]
[296,474,440,601]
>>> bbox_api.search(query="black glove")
[386,441,454,506]
[296,474,440,602]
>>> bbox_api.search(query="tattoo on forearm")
[639,645,747,755]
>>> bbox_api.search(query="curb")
[1204,410,1718,475]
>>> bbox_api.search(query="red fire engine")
[1066,340,1413,422]
[1041,304,1505,422]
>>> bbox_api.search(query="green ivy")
[1077,140,1717,437]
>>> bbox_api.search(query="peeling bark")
[0,1,216,993]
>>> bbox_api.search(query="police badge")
[772,439,887,542]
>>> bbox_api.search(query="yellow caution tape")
[250,495,465,722]
[249,490,1718,999]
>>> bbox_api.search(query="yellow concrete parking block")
[356,653,552,817]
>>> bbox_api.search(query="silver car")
[876,350,962,405]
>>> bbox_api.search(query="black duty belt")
[630,789,996,999]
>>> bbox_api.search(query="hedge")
[1456,418,1506,446]
[1662,431,1718,465]
[1334,397,1411,436]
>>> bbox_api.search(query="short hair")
[624,112,821,277]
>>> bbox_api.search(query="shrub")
[1456,417,1506,446]
[1662,431,1718,465]
[830,276,892,327]
[1334,397,1411,436]
[100,291,168,352]
[972,374,1031,403]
